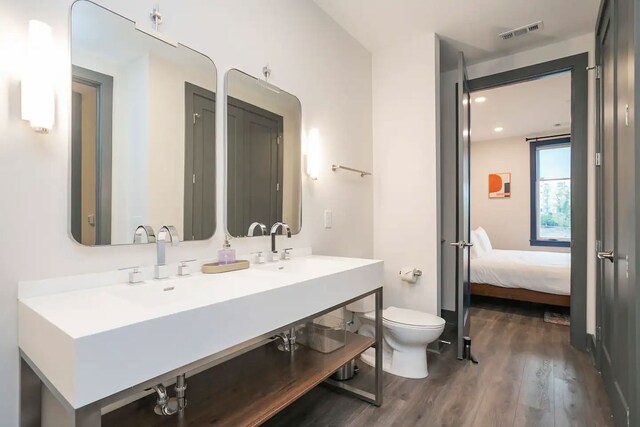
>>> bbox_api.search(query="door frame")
[184,81,217,241]
[71,65,113,246]
[468,53,589,351]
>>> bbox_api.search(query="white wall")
[439,33,596,332]
[471,135,571,253]
[373,33,441,315]
[0,1,373,424]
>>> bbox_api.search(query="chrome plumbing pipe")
[151,374,187,417]
[175,374,187,419]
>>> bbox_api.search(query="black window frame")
[529,136,571,248]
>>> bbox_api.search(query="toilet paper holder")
[399,268,422,283]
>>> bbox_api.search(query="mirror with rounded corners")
[70,0,217,246]
[225,69,302,238]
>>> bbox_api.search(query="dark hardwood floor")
[265,299,613,427]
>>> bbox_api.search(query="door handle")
[450,241,473,249]
[597,250,614,262]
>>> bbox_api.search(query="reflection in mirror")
[226,69,302,237]
[70,1,217,246]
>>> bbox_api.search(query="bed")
[470,228,571,307]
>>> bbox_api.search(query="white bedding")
[470,249,571,295]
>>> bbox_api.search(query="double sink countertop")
[19,254,383,409]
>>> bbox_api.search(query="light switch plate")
[324,210,333,229]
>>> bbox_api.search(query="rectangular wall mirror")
[225,69,302,237]
[70,0,217,246]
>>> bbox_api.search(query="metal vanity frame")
[20,287,383,426]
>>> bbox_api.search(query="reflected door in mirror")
[225,69,301,237]
[227,97,283,237]
[184,83,216,241]
[71,66,113,245]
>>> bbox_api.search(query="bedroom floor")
[265,300,613,427]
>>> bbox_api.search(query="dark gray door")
[454,52,472,360]
[597,1,632,424]
[184,83,216,241]
[227,97,283,237]
[600,4,617,399]
[227,102,245,237]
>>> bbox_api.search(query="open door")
[596,0,634,423]
[453,52,473,360]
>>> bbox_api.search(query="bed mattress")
[470,249,571,295]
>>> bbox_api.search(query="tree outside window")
[530,138,571,247]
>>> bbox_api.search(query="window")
[530,137,571,247]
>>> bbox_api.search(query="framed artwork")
[489,172,511,198]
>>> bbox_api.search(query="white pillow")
[475,227,493,252]
[469,230,484,259]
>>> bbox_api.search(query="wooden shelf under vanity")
[102,332,375,427]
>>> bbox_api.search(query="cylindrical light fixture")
[21,20,54,133]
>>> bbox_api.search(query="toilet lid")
[383,306,445,328]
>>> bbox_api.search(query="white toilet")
[347,297,445,379]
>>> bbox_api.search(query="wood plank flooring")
[265,299,614,427]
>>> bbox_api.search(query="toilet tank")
[346,294,375,313]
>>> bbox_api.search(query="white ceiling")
[314,0,599,68]
[470,71,571,142]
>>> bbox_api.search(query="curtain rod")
[525,133,571,142]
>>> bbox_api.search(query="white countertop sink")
[19,255,383,409]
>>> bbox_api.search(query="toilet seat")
[364,306,445,330]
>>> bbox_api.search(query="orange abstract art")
[488,172,511,198]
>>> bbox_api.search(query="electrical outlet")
[324,210,333,229]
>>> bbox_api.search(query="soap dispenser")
[218,236,236,265]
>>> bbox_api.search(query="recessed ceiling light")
[474,96,486,103]
[494,127,504,132]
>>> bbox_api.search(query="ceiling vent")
[499,21,544,41]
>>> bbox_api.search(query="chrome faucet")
[247,222,267,237]
[133,225,156,244]
[155,225,179,279]
[270,222,291,256]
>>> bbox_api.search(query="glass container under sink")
[297,314,346,354]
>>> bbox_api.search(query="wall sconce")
[306,128,321,180]
[21,20,54,133]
